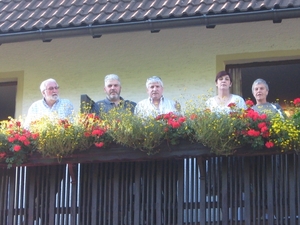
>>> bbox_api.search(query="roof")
[0,0,300,43]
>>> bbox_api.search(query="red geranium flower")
[91,128,106,137]
[245,110,259,121]
[23,140,31,146]
[155,115,163,120]
[265,141,274,148]
[259,114,267,120]
[14,134,20,140]
[170,121,181,129]
[293,98,300,106]
[247,129,260,137]
[228,103,236,109]
[163,112,175,120]
[262,131,270,138]
[95,142,104,148]
[7,136,16,142]
[18,135,27,142]
[13,145,22,152]
[88,113,99,120]
[260,126,268,133]
[258,122,266,129]
[84,132,91,137]
[190,114,197,120]
[0,152,6,158]
[31,133,39,139]
[245,99,254,108]
[178,116,186,123]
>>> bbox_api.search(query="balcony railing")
[0,141,299,225]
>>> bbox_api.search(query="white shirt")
[134,96,179,118]
[24,98,74,129]
[206,94,247,113]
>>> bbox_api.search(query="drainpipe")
[0,7,299,44]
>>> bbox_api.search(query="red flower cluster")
[247,129,260,137]
[81,114,107,148]
[245,99,254,108]
[58,119,71,129]
[190,113,198,120]
[94,142,104,148]
[244,109,267,121]
[242,109,274,148]
[155,112,187,145]
[265,141,274,148]
[156,112,186,129]
[6,120,39,152]
[228,103,237,109]
[91,128,106,137]
[0,152,6,159]
[293,98,300,107]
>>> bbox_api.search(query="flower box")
[2,98,300,168]
[0,140,287,168]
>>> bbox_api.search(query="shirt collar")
[43,98,59,108]
[104,96,124,105]
[149,96,164,103]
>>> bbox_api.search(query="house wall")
[0,18,299,118]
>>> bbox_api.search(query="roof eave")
[0,8,299,44]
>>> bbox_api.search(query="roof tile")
[0,0,299,34]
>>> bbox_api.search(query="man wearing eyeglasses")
[24,78,74,128]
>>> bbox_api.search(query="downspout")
[0,7,299,44]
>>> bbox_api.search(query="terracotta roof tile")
[0,0,299,34]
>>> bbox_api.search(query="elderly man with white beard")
[24,78,74,129]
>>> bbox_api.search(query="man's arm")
[23,103,36,129]
[124,100,137,113]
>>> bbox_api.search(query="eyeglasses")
[46,86,59,91]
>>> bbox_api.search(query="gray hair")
[252,78,269,92]
[104,74,121,86]
[40,78,57,92]
[146,76,163,88]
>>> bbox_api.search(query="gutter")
[0,7,299,44]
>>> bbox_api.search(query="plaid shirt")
[24,98,74,129]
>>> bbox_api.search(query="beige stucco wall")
[0,18,300,117]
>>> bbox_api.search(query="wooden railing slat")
[0,154,299,225]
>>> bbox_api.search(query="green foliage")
[187,110,243,155]
[103,109,166,154]
[0,118,38,168]
[30,113,109,159]
[1,97,300,167]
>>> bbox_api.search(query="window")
[0,81,17,120]
[227,59,300,108]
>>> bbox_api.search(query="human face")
[216,75,231,90]
[42,81,59,104]
[147,82,163,100]
[104,79,121,102]
[252,83,268,104]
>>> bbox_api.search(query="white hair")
[40,78,57,92]
[252,78,269,92]
[104,74,121,86]
[146,76,163,88]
